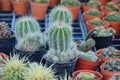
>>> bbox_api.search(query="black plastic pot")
[0,37,16,55]
[14,45,46,63]
[92,35,113,50]
[79,0,89,2]
[45,58,77,77]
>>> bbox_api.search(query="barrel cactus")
[87,9,100,16]
[49,6,72,25]
[15,17,40,39]
[89,18,104,26]
[87,0,101,8]
[106,2,119,11]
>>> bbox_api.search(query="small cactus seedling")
[61,0,80,6]
[32,0,49,3]
[87,0,101,8]
[102,60,120,72]
[76,72,97,80]
[89,18,104,26]
[87,9,100,16]
[100,47,120,58]
[106,12,120,22]
[49,6,72,25]
[110,74,120,80]
[106,2,119,11]
[0,22,11,38]
[79,51,98,62]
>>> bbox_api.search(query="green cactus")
[17,32,44,51]
[106,2,119,11]
[89,18,104,26]
[110,74,120,80]
[87,9,100,16]
[106,12,120,22]
[49,6,72,25]
[32,0,49,3]
[61,0,80,6]
[2,54,27,80]
[15,16,40,39]
[87,0,101,8]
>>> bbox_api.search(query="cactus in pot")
[89,18,104,26]
[87,9,100,16]
[61,0,80,6]
[110,73,120,80]
[86,0,101,8]
[106,2,119,11]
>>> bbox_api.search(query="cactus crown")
[79,51,98,62]
[61,0,80,6]
[110,74,120,80]
[106,12,120,22]
[87,0,101,8]
[49,6,72,25]
[89,18,104,26]
[0,22,12,38]
[32,0,49,3]
[2,54,27,80]
[87,9,100,16]
[23,62,56,80]
[15,16,40,39]
[103,60,120,72]
[106,2,119,11]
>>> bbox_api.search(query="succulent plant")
[87,9,100,16]
[110,74,120,80]
[15,16,40,39]
[102,60,120,72]
[79,51,98,62]
[49,6,72,25]
[100,47,120,58]
[106,2,119,11]
[23,62,56,80]
[89,18,104,26]
[32,0,49,3]
[76,39,95,52]
[61,0,80,6]
[2,54,27,80]
[76,72,97,80]
[0,22,12,38]
[17,32,44,51]
[87,0,101,8]
[106,12,120,22]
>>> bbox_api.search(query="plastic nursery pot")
[75,58,101,71]
[86,21,109,31]
[30,1,49,20]
[72,70,103,80]
[45,58,77,77]
[14,45,46,63]
[49,0,59,6]
[12,0,28,15]
[92,35,113,50]
[98,0,108,6]
[100,62,120,80]
[83,11,105,21]
[1,0,12,10]
[96,49,120,64]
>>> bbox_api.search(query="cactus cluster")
[106,2,119,11]
[100,47,120,58]
[87,0,101,8]
[76,39,95,52]
[79,51,98,62]
[32,0,49,3]
[61,0,80,6]
[0,22,11,38]
[49,6,72,25]
[106,12,120,22]
[110,74,120,80]
[87,9,100,16]
[103,60,120,72]
[89,18,104,26]
[76,72,97,80]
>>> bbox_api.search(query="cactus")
[110,74,120,80]
[79,51,98,62]
[23,62,56,80]
[2,54,27,80]
[103,60,120,72]
[17,32,44,51]
[61,0,80,6]
[49,6,72,25]
[0,22,11,38]
[76,72,97,80]
[100,47,120,58]
[89,18,104,26]
[87,0,101,8]
[87,9,100,16]
[106,12,120,22]
[32,0,49,3]
[15,16,40,39]
[106,2,119,11]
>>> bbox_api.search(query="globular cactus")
[79,51,98,62]
[89,18,104,26]
[87,0,101,8]
[110,74,120,80]
[106,12,120,22]
[15,17,40,39]
[49,6,72,25]
[106,2,119,11]
[87,9,100,16]
[32,0,49,3]
[61,0,80,6]
[17,32,44,51]
[0,22,11,38]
